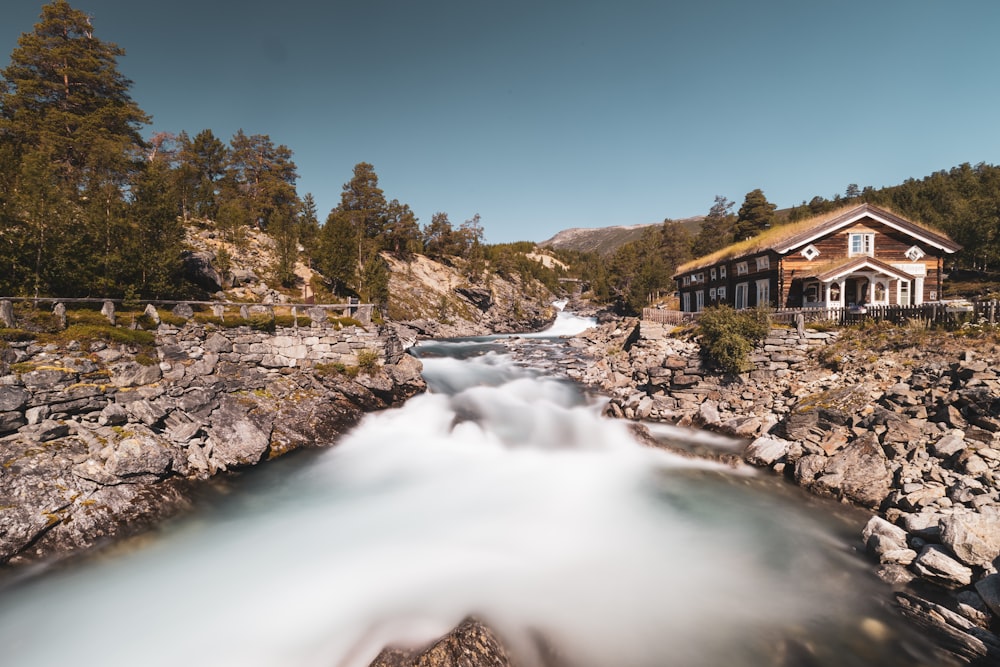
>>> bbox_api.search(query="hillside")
[540,216,703,256]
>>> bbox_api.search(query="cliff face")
[384,253,557,339]
[0,317,424,567]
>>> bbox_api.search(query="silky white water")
[0,311,933,666]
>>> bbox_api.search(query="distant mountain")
[539,216,704,256]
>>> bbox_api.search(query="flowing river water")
[0,309,943,666]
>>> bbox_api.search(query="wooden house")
[673,204,961,312]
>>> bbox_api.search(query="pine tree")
[692,195,736,257]
[129,157,184,297]
[0,0,150,296]
[732,189,776,242]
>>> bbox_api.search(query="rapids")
[0,308,939,666]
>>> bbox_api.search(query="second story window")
[736,261,748,276]
[720,265,727,279]
[849,233,874,257]
[756,256,770,271]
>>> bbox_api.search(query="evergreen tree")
[732,189,777,241]
[298,193,321,265]
[176,128,228,220]
[128,157,183,297]
[692,195,736,257]
[269,203,299,288]
[0,0,150,296]
[383,198,421,257]
[424,212,460,258]
[317,210,358,295]
[225,129,298,230]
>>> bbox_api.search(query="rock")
[112,362,162,388]
[206,395,272,468]
[862,516,908,555]
[0,410,27,434]
[369,617,512,667]
[98,402,129,426]
[0,385,29,412]
[143,303,160,325]
[106,436,174,482]
[811,433,893,508]
[0,300,14,327]
[975,573,1000,617]
[912,545,974,588]
[182,251,222,292]
[940,508,1000,568]
[697,400,720,426]
[744,435,790,466]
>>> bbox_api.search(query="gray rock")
[812,433,893,508]
[0,410,27,434]
[143,303,160,325]
[912,544,974,587]
[98,402,129,427]
[862,516,908,555]
[206,395,272,469]
[745,435,790,466]
[112,362,162,388]
[125,400,167,427]
[975,573,1000,617]
[204,332,232,354]
[182,251,222,292]
[940,508,1000,568]
[0,385,29,412]
[106,436,174,482]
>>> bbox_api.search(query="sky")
[2,1,999,244]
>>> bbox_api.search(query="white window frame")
[905,245,925,261]
[849,233,874,257]
[695,290,705,312]
[801,245,820,261]
[710,268,717,281]
[717,286,726,300]
[735,282,748,309]
[720,265,727,279]
[756,255,770,271]
[709,287,716,300]
[898,280,911,306]
[756,278,770,307]
[736,261,748,276]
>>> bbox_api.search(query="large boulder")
[182,250,223,293]
[800,433,893,508]
[206,395,272,469]
[369,617,511,667]
[940,508,1000,568]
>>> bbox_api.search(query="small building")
[673,204,961,312]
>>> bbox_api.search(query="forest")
[0,0,567,305]
[2,1,999,317]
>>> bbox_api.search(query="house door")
[844,277,870,306]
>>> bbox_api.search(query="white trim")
[821,258,915,283]
[756,278,770,306]
[777,209,958,254]
[891,262,926,277]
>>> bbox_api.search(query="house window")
[735,283,748,309]
[899,280,911,306]
[905,245,926,261]
[710,268,717,281]
[756,279,770,306]
[683,276,690,286]
[849,233,874,257]
[801,245,820,261]
[682,293,690,312]
[720,265,727,279]
[804,281,819,304]
[695,290,705,311]
[756,256,770,271]
[736,261,748,276]
[709,287,716,300]
[696,272,705,284]
[717,286,726,300]
[829,281,842,303]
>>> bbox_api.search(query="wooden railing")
[644,300,1000,328]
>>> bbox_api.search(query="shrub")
[356,349,381,375]
[696,305,770,374]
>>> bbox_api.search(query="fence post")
[53,302,67,329]
[101,300,116,326]
[0,300,14,328]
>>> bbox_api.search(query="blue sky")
[3,1,999,243]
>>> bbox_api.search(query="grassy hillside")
[540,217,703,256]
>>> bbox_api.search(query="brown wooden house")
[673,204,961,312]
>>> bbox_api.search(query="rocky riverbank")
[0,315,425,567]
[565,316,1000,665]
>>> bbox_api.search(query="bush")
[696,305,771,374]
[356,349,381,375]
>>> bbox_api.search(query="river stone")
[862,516,908,555]
[745,435,790,466]
[912,544,974,588]
[369,617,511,667]
[810,433,893,508]
[940,508,1000,568]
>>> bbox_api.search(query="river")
[0,309,941,666]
